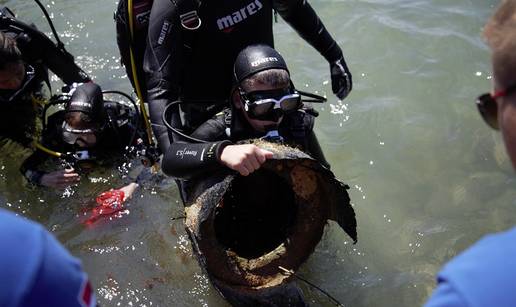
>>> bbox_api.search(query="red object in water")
[84,190,125,225]
[95,190,125,214]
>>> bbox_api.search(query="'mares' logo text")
[251,57,278,67]
[216,0,263,31]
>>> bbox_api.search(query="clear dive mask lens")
[61,122,97,145]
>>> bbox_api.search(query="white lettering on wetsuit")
[132,0,152,28]
[157,21,170,45]
[176,148,198,159]
[216,0,263,31]
[136,10,150,26]
[251,56,278,67]
[70,101,92,108]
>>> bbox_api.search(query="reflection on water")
[1,0,515,306]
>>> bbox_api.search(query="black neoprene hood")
[233,44,289,84]
[65,83,104,122]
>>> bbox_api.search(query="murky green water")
[1,0,514,306]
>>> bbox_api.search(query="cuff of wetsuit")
[214,140,232,163]
[24,170,45,186]
[323,41,343,63]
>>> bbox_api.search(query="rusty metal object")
[183,141,356,305]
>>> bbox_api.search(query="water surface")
[1,0,513,306]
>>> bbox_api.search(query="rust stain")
[290,165,317,200]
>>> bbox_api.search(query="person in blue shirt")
[0,209,96,307]
[425,1,516,306]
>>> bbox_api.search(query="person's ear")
[232,90,243,110]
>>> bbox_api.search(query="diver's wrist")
[24,170,45,186]
[215,140,233,163]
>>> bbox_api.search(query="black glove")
[330,56,353,100]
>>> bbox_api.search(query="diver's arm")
[20,150,80,187]
[1,14,90,84]
[305,130,331,169]
[162,140,231,179]
[36,39,91,85]
[39,169,80,188]
[143,0,184,153]
[20,111,81,187]
[272,0,342,62]
[112,182,139,202]
[15,23,90,84]
[19,149,50,186]
[273,0,352,99]
[219,144,274,176]
[163,141,275,178]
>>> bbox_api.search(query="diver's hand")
[39,168,80,188]
[220,144,273,176]
[118,182,139,202]
[330,55,353,100]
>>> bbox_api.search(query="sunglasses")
[476,84,516,130]
[239,88,301,119]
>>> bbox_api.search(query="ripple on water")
[98,276,154,306]
[1,1,510,306]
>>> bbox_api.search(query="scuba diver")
[20,83,144,201]
[115,0,353,154]
[161,44,329,196]
[0,6,90,147]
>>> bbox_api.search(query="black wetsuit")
[20,102,142,186]
[161,106,327,180]
[0,11,90,147]
[116,0,343,153]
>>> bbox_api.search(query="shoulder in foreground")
[429,227,516,307]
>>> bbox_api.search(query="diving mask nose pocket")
[73,150,90,161]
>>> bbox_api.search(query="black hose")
[162,101,208,143]
[32,0,65,48]
[102,90,139,113]
[162,102,209,143]
[102,90,141,149]
[278,266,344,307]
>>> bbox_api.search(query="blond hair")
[483,0,516,88]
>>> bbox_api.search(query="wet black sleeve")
[19,112,63,185]
[272,0,342,62]
[162,140,231,179]
[143,0,185,153]
[19,149,49,186]
[305,130,330,169]
[16,25,91,85]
